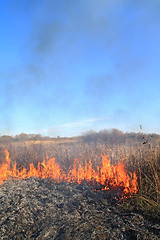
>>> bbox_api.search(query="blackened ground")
[0,179,159,240]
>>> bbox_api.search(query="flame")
[0,150,138,198]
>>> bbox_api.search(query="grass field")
[0,138,159,219]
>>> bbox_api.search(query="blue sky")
[0,0,160,137]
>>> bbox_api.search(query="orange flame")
[0,150,138,198]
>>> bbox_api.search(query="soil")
[0,178,159,240]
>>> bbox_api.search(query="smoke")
[85,74,115,115]
[1,0,160,135]
[30,21,63,56]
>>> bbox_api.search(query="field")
[0,136,160,239]
[0,136,160,217]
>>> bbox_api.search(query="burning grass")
[0,149,138,199]
[0,140,160,239]
[0,140,159,216]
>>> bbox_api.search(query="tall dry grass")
[122,145,160,218]
[0,139,159,217]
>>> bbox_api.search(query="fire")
[0,150,138,199]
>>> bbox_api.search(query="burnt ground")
[0,178,159,240]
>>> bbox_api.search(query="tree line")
[0,129,159,145]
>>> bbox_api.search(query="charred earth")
[0,178,159,240]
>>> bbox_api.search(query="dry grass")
[122,146,160,218]
[0,139,160,218]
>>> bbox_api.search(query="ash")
[0,179,159,240]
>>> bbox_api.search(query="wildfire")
[0,150,138,199]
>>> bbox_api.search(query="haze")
[0,0,160,137]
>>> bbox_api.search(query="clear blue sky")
[0,0,160,137]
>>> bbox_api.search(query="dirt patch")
[0,178,159,240]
